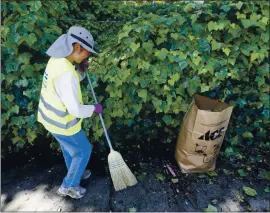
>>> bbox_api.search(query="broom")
[86,72,138,191]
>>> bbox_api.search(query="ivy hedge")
[1,1,269,167]
[87,1,269,164]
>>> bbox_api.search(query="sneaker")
[81,170,91,180]
[57,186,87,199]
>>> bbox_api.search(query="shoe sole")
[57,189,85,199]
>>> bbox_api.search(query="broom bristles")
[108,150,138,191]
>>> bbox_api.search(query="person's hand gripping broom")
[85,70,138,191]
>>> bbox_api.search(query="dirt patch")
[1,155,269,212]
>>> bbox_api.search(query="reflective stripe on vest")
[38,108,79,129]
[40,95,69,117]
[37,57,83,136]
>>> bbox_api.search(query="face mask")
[77,58,89,73]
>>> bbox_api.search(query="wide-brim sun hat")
[46,26,99,58]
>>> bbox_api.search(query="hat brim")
[80,43,99,56]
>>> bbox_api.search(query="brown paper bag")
[175,94,233,173]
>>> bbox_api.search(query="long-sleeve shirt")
[54,70,95,118]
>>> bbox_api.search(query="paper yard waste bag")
[175,94,233,173]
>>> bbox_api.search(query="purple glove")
[94,104,103,114]
[78,59,89,73]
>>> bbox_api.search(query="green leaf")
[155,48,168,61]
[260,17,269,26]
[21,64,35,77]
[192,56,201,66]
[10,2,28,14]
[6,94,15,102]
[238,169,247,177]
[172,73,180,81]
[243,186,257,197]
[168,73,180,86]
[203,204,217,212]
[118,31,129,41]
[162,115,172,125]
[215,68,228,81]
[201,83,210,93]
[191,14,198,24]
[12,136,22,144]
[156,36,167,45]
[224,147,234,156]
[221,4,231,12]
[155,173,165,181]
[228,58,236,66]
[171,33,179,40]
[9,105,20,115]
[264,187,269,193]
[208,21,216,31]
[171,178,179,183]
[168,79,174,86]
[183,3,195,13]
[207,171,217,177]
[236,1,243,10]
[137,61,150,70]
[137,90,147,102]
[119,69,131,81]
[130,42,140,52]
[27,1,42,12]
[199,38,211,52]
[27,130,37,144]
[235,193,244,202]
[260,32,269,43]
[187,82,198,97]
[1,26,10,40]
[231,135,239,145]
[34,63,45,71]
[17,52,32,65]
[250,52,259,62]
[10,116,27,126]
[241,19,256,29]
[223,169,233,175]
[24,33,37,46]
[198,68,209,75]
[178,60,188,71]
[211,40,222,51]
[14,79,29,88]
[242,132,253,139]
[142,41,154,54]
[260,93,269,106]
[129,207,137,212]
[159,28,169,37]
[5,59,20,73]
[261,171,270,180]
[222,47,231,56]
[137,172,147,182]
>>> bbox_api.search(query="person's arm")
[54,72,95,118]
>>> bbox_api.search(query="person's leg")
[58,142,90,179]
[52,130,92,188]
[64,130,92,188]
[59,143,72,170]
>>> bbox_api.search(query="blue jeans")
[52,130,92,188]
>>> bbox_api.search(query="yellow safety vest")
[37,57,83,136]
